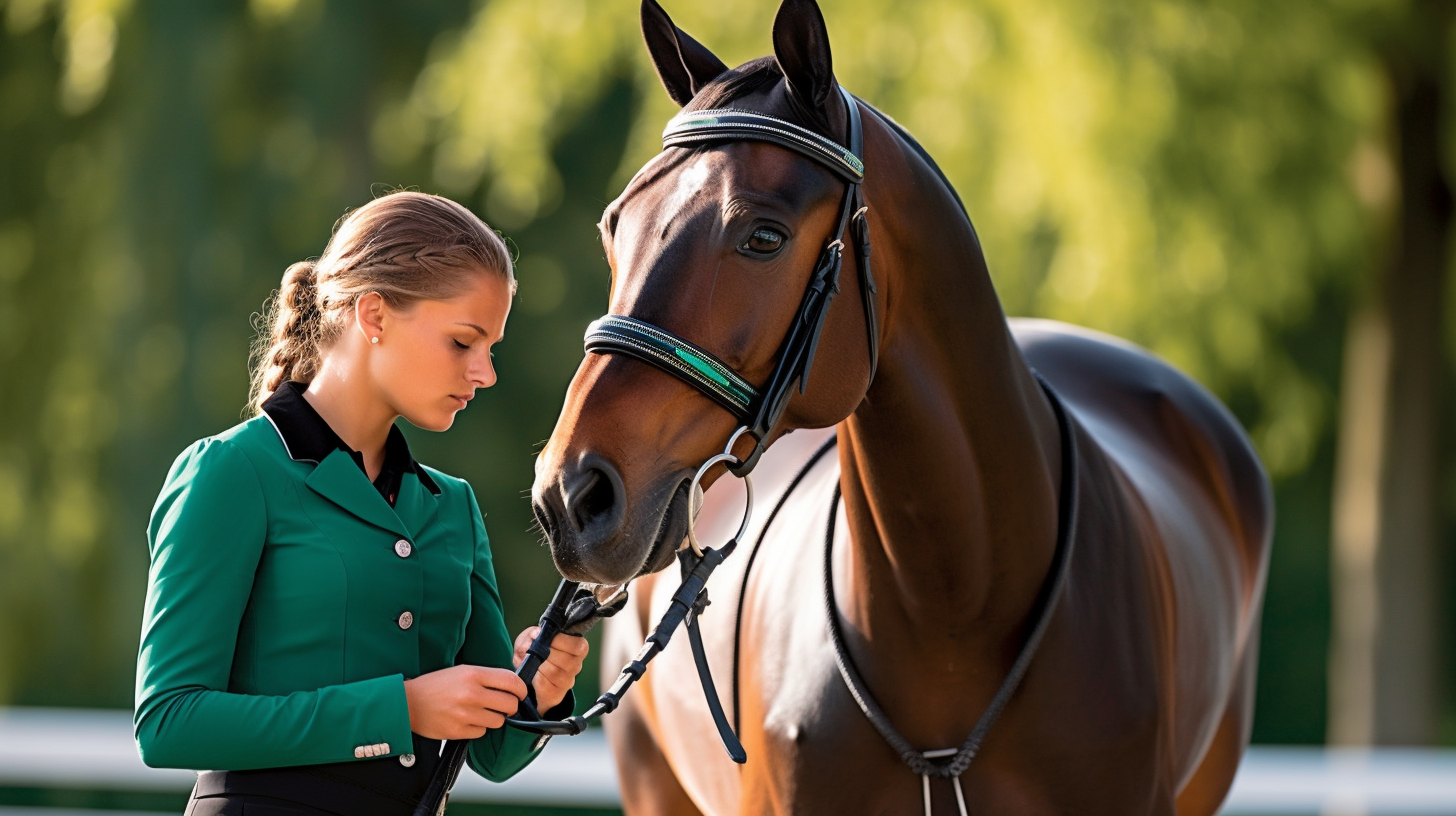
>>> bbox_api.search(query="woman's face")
[370,272,514,432]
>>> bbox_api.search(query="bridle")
[414,85,878,816]
[586,84,879,477]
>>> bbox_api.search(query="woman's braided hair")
[246,191,515,416]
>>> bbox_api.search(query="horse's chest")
[730,595,1163,815]
[713,489,1165,814]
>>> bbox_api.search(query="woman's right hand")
[403,665,528,740]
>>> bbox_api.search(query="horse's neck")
[835,132,1063,648]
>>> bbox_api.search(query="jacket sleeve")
[459,484,573,782]
[133,438,413,770]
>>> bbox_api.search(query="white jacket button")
[397,611,414,630]
[399,752,416,767]
[394,539,413,558]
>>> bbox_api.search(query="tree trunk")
[1328,1,1452,747]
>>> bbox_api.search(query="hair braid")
[248,261,323,414]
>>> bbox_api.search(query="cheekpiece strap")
[585,315,759,419]
[663,108,865,183]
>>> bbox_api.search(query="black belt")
[193,732,444,816]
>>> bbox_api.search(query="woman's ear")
[641,0,729,107]
[356,292,386,344]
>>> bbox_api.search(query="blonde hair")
[247,191,515,415]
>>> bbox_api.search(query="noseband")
[414,87,877,816]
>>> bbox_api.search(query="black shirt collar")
[261,381,441,502]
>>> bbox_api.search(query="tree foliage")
[0,0,1447,746]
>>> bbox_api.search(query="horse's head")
[533,0,882,585]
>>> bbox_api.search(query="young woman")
[134,191,587,815]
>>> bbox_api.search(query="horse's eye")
[744,227,784,255]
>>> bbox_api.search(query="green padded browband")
[584,315,759,418]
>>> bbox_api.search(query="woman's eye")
[453,340,470,351]
[743,227,784,255]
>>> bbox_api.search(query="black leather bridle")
[587,84,878,476]
[414,86,878,816]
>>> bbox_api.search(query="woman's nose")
[470,354,496,389]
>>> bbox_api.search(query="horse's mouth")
[637,480,690,578]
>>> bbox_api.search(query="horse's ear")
[641,0,729,107]
[772,0,836,112]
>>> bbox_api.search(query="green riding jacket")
[134,412,552,778]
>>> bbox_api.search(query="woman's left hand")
[512,627,589,713]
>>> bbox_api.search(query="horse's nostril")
[570,467,618,533]
[533,501,558,545]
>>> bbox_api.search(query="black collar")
[261,381,441,499]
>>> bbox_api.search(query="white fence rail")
[3,708,1456,814]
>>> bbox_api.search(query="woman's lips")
[450,394,471,409]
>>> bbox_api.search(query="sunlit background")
[0,0,1452,813]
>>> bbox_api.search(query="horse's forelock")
[684,57,834,138]
[685,57,780,111]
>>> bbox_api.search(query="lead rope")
[822,375,1079,814]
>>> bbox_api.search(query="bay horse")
[530,1,1271,813]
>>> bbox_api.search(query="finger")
[477,687,524,714]
[550,652,587,681]
[473,667,529,700]
[549,633,590,657]
[541,658,584,687]
[457,711,491,738]
[516,626,541,651]
[532,677,563,708]
[544,649,586,674]
[534,661,570,690]
[512,629,537,668]
[496,671,529,700]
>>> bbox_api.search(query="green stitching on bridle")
[585,315,759,417]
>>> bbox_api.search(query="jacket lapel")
[393,471,440,537]
[305,449,412,539]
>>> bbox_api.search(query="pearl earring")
[370,336,379,345]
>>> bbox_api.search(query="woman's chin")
[403,410,456,432]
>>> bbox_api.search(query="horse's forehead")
[619,144,827,221]
[663,156,714,215]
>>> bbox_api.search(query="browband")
[663,108,865,183]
